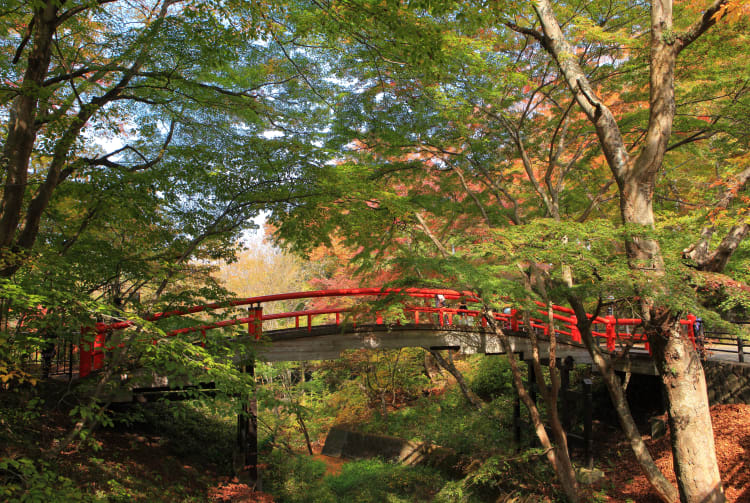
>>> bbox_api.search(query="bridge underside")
[254,324,658,375]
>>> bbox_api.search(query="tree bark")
[648,310,724,503]
[0,1,60,250]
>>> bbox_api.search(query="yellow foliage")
[712,0,750,22]
[214,241,312,326]
[0,363,37,386]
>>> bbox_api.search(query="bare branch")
[414,212,449,258]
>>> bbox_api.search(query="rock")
[649,416,667,440]
[576,467,605,485]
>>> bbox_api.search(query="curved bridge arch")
[79,288,701,376]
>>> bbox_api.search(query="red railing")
[78,288,698,377]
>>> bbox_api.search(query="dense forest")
[1,0,749,501]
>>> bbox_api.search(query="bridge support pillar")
[237,377,258,482]
[237,305,262,483]
[513,387,522,451]
[582,378,594,469]
[526,359,539,448]
[527,361,537,406]
[560,357,574,433]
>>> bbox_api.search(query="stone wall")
[322,426,464,476]
[703,360,750,405]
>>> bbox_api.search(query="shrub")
[0,458,88,503]
[326,458,445,502]
[469,356,513,400]
[263,451,335,503]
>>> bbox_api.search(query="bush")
[469,356,513,400]
[263,451,336,503]
[326,458,445,502]
[0,458,88,503]
[264,453,446,503]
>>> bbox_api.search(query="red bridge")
[68,287,748,481]
[78,288,729,378]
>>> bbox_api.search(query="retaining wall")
[704,360,750,405]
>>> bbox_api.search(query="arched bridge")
[78,288,742,378]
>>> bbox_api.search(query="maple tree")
[272,0,749,501]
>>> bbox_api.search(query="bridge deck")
[256,323,659,375]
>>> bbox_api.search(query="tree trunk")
[622,180,725,503]
[569,296,679,503]
[484,310,581,502]
[0,2,59,252]
[428,349,484,411]
[528,1,728,499]
[648,312,724,503]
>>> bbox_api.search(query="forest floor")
[206,403,750,502]
[2,386,748,501]
[600,403,750,502]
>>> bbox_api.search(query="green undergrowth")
[263,450,556,503]
[360,385,516,456]
[356,355,517,456]
[264,453,447,503]
[1,386,234,502]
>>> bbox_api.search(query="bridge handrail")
[98,288,480,333]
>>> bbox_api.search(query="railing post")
[248,306,262,340]
[376,312,383,325]
[510,309,519,331]
[93,322,106,372]
[570,316,580,343]
[739,337,745,363]
[606,316,616,352]
[79,326,92,378]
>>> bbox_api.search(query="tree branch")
[414,212,449,258]
[675,0,730,55]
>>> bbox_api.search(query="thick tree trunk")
[622,181,725,503]
[0,2,59,252]
[648,312,724,503]
[528,1,728,499]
